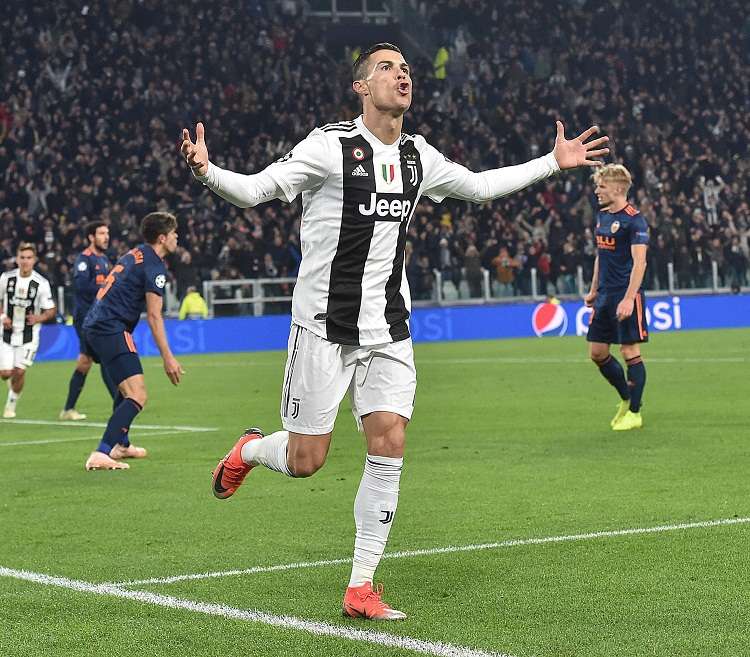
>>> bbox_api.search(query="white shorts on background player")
[0,341,38,370]
[280,324,416,435]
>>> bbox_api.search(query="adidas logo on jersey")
[351,164,369,177]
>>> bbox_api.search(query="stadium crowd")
[1,0,748,311]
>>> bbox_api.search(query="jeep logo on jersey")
[358,193,412,221]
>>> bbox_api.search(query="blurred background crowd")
[1,0,748,314]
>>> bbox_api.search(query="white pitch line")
[115,516,750,587]
[0,567,512,657]
[0,419,217,432]
[140,355,748,368]
[0,430,194,448]
[418,356,748,365]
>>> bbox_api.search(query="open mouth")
[397,82,410,95]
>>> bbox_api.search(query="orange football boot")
[342,582,406,620]
[211,428,264,499]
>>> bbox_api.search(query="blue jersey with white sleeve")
[83,244,167,335]
[595,204,649,293]
[73,248,111,324]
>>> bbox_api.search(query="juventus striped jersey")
[0,269,55,346]
[198,115,560,345]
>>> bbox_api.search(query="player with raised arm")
[59,221,118,421]
[1,243,57,418]
[585,164,649,431]
[82,212,183,471]
[181,42,609,619]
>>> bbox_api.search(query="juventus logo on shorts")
[379,510,395,525]
[290,397,301,419]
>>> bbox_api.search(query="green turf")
[1,329,749,656]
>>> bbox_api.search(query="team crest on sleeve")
[610,221,620,234]
[77,261,88,271]
[352,147,365,161]
[155,274,166,289]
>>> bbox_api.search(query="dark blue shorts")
[85,330,143,386]
[586,289,649,345]
[74,317,95,358]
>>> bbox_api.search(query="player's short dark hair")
[17,242,36,255]
[352,42,402,81]
[85,220,108,241]
[140,212,177,244]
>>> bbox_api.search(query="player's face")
[594,180,623,210]
[16,250,36,275]
[163,229,178,254]
[92,226,110,252]
[357,50,412,115]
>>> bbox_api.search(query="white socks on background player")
[5,385,20,412]
[241,430,293,476]
[349,454,403,587]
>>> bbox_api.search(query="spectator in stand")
[178,286,209,320]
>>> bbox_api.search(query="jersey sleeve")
[630,215,650,246]
[263,129,332,203]
[419,138,559,203]
[73,254,97,296]
[419,140,475,202]
[144,259,168,297]
[38,278,56,310]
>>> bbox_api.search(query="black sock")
[595,355,630,400]
[64,370,87,411]
[626,356,647,412]
[97,398,142,454]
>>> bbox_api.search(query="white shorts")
[280,324,417,435]
[0,341,38,371]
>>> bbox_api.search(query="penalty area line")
[114,516,750,587]
[0,567,513,657]
[0,418,218,432]
[0,430,200,448]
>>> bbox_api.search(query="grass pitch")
[1,329,749,657]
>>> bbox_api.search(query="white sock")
[241,430,292,476]
[6,388,20,408]
[348,454,403,588]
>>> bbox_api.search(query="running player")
[585,164,649,431]
[82,212,183,470]
[1,243,57,418]
[59,221,117,421]
[181,42,609,619]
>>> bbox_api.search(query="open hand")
[181,122,209,176]
[552,121,609,170]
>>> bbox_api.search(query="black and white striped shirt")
[199,115,559,345]
[1,269,55,346]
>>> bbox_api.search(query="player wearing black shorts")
[59,221,117,421]
[585,164,649,431]
[82,212,183,470]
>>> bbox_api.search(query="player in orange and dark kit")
[585,164,649,431]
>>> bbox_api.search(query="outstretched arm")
[181,122,330,207]
[181,122,284,208]
[425,122,609,203]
